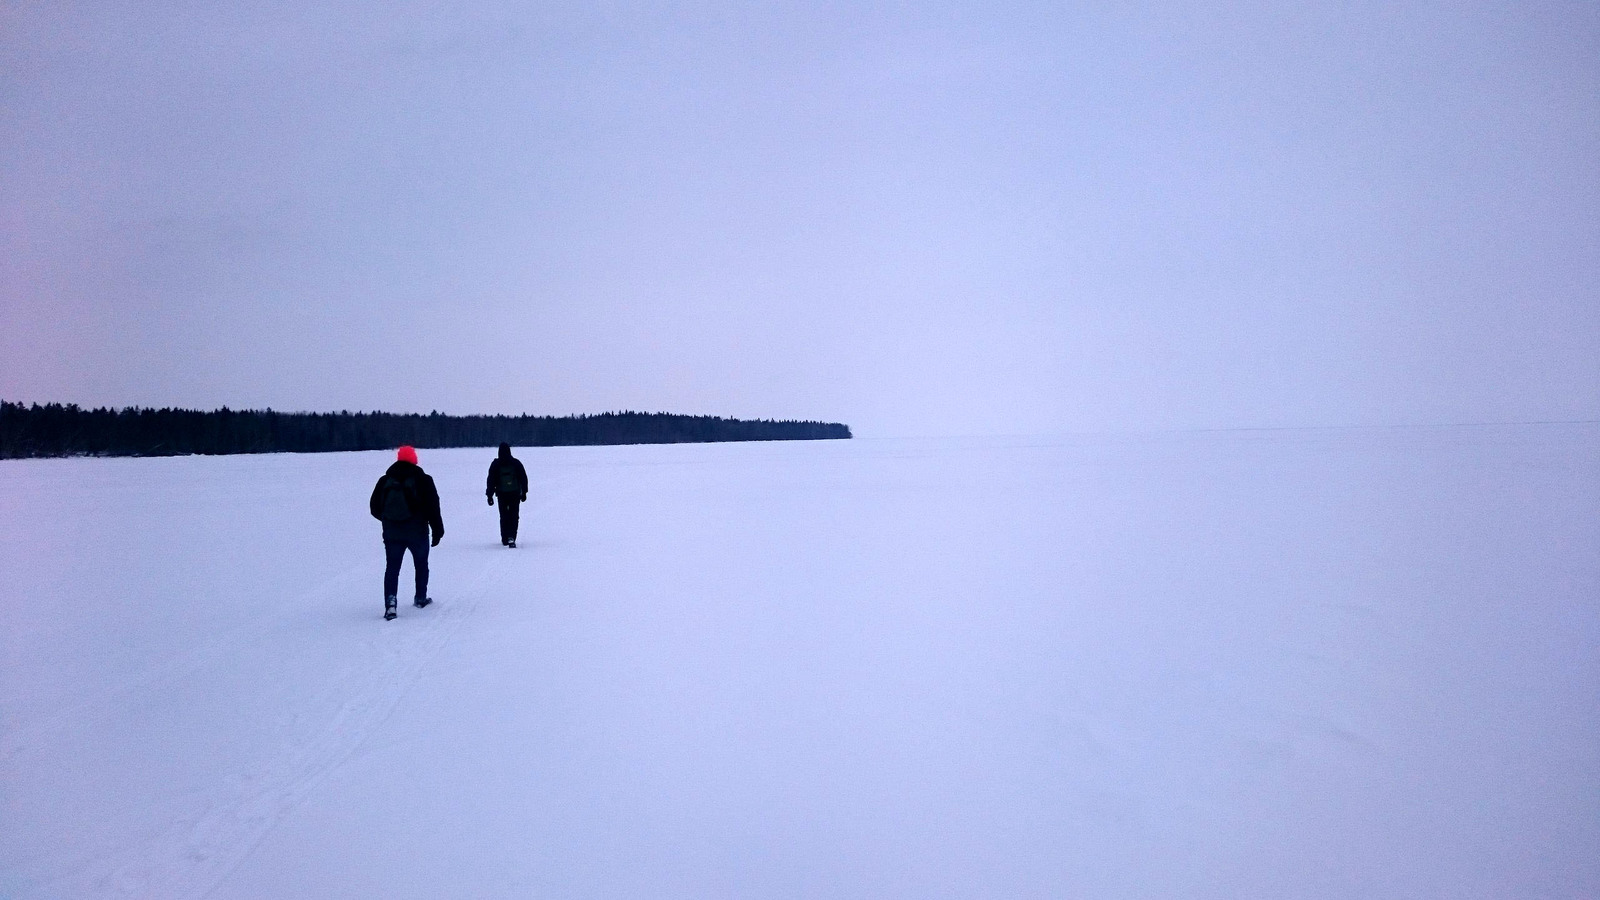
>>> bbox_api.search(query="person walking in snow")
[486,442,528,548]
[369,445,444,620]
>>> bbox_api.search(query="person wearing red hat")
[368,445,445,620]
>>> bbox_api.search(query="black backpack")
[497,463,521,496]
[380,474,419,522]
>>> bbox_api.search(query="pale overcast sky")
[3,1,1596,436]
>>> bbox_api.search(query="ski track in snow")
[23,476,577,900]
[36,564,495,900]
[0,567,367,770]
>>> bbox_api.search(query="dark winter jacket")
[486,445,528,501]
[370,460,445,540]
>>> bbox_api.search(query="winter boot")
[414,595,432,609]
[384,596,398,620]
[508,539,516,548]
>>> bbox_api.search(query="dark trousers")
[383,525,430,600]
[497,495,521,543]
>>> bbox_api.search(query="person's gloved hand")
[520,493,527,503]
[431,529,443,547]
[487,495,494,506]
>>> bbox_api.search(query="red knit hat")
[396,445,418,465]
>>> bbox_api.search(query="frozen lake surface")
[2,425,1596,899]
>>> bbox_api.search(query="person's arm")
[485,460,498,502]
[427,476,445,545]
[517,460,529,501]
[369,477,386,520]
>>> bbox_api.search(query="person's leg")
[410,529,430,601]
[383,539,405,599]
[498,495,516,544]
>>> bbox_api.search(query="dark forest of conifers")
[0,402,851,459]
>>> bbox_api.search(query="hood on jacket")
[498,443,511,459]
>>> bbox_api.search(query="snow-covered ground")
[1,425,1596,899]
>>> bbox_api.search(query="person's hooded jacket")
[486,443,528,502]
[370,458,445,542]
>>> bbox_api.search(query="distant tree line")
[0,401,851,459]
